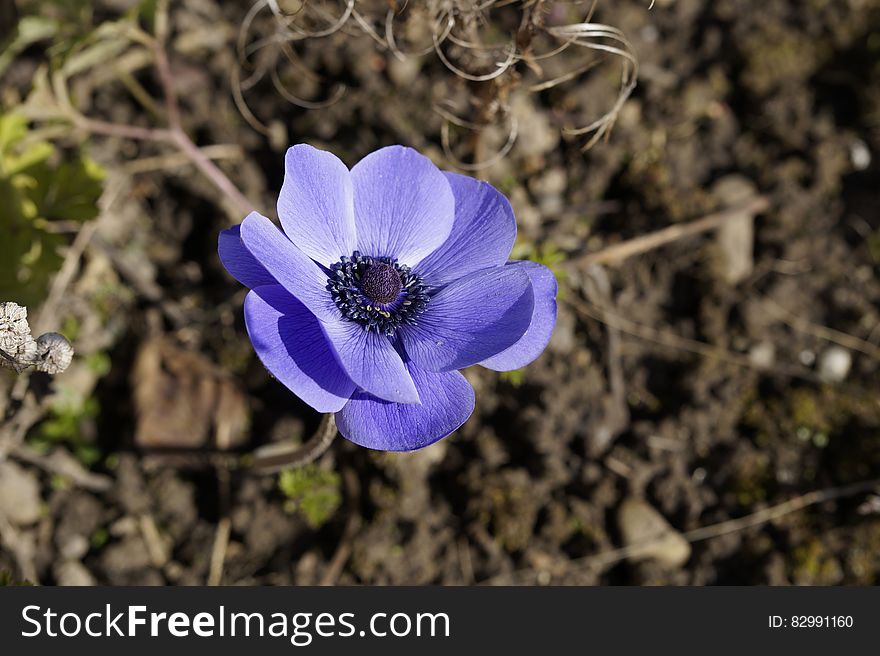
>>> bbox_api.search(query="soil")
[1,0,879,586]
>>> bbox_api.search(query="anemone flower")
[219,145,556,451]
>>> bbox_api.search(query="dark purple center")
[360,263,403,305]
[328,252,430,335]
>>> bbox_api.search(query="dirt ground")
[1,0,879,586]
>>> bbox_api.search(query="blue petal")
[239,211,339,323]
[278,145,357,266]
[321,320,420,404]
[350,146,454,266]
[218,224,276,289]
[335,361,474,451]
[415,172,516,286]
[245,285,355,412]
[399,265,534,372]
[480,262,557,371]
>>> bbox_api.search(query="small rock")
[617,496,691,568]
[799,349,816,367]
[748,342,776,369]
[818,346,852,383]
[59,534,90,561]
[530,168,567,216]
[388,56,421,88]
[712,175,757,284]
[101,535,153,576]
[54,560,96,586]
[0,461,42,526]
[850,140,871,171]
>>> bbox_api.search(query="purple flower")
[219,145,556,451]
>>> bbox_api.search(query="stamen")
[327,251,430,336]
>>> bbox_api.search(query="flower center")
[327,251,430,335]
[360,263,402,304]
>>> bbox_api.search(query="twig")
[89,233,188,327]
[207,465,232,586]
[34,217,99,336]
[319,513,358,586]
[457,536,475,584]
[208,517,231,586]
[9,444,112,493]
[55,25,256,218]
[567,294,821,382]
[319,467,360,586]
[763,298,880,362]
[0,393,44,459]
[70,115,172,142]
[144,24,253,216]
[150,33,181,130]
[70,113,253,218]
[584,477,880,571]
[139,514,170,569]
[123,144,243,175]
[483,476,880,584]
[168,128,253,217]
[567,196,770,269]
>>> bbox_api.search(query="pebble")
[0,461,42,526]
[712,175,757,284]
[388,56,421,88]
[59,534,90,561]
[850,140,871,171]
[54,560,96,586]
[799,349,816,367]
[818,346,852,383]
[748,341,776,369]
[617,497,691,568]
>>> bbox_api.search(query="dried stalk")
[566,196,770,269]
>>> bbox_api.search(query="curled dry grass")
[234,0,644,167]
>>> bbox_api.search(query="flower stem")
[169,128,253,216]
[248,414,338,475]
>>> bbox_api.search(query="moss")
[732,451,772,507]
[30,392,102,467]
[0,111,105,306]
[90,527,109,550]
[791,538,843,585]
[741,22,827,95]
[278,465,342,529]
[510,240,566,289]
[498,368,526,387]
[742,385,880,450]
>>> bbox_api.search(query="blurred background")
[1,0,879,585]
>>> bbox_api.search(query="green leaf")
[58,16,135,76]
[30,155,105,222]
[0,110,105,305]
[0,16,59,77]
